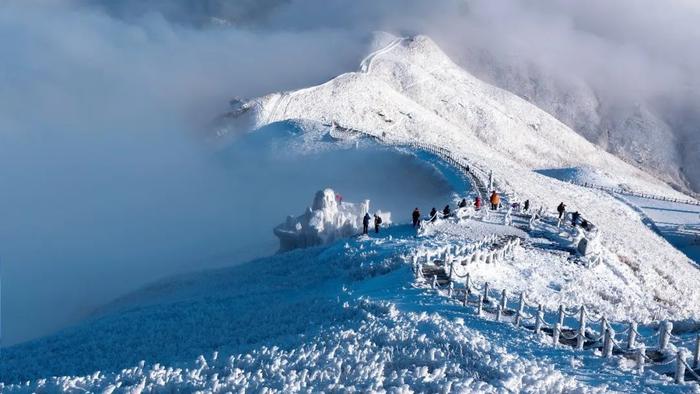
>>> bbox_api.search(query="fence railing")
[410,237,700,386]
[574,181,700,206]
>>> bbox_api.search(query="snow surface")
[3,218,697,392]
[215,33,700,322]
[535,166,620,189]
[620,195,700,264]
[3,33,700,393]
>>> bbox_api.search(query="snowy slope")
[3,34,700,392]
[2,218,694,392]
[2,131,699,391]
[216,34,689,200]
[214,34,700,319]
[620,195,700,263]
[463,51,691,194]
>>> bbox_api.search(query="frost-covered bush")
[274,188,390,251]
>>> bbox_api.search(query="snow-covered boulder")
[274,188,389,251]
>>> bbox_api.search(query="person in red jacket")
[474,196,482,210]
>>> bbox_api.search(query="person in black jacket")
[523,199,530,212]
[412,208,421,227]
[374,214,382,234]
[458,198,467,208]
[430,207,437,222]
[443,205,451,217]
[571,211,581,227]
[557,202,566,219]
[362,212,370,234]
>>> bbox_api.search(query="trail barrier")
[411,237,700,386]
[574,181,700,206]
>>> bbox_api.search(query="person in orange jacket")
[490,191,500,210]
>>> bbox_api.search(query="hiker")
[443,205,451,218]
[571,211,581,227]
[557,202,566,219]
[490,191,500,210]
[458,198,468,208]
[523,199,530,212]
[362,212,371,234]
[474,196,482,210]
[412,208,421,228]
[581,219,594,231]
[430,207,438,222]
[374,214,382,234]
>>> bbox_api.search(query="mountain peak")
[213,34,682,199]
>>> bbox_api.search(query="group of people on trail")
[410,192,500,229]
[362,212,382,235]
[555,201,593,230]
[362,196,592,238]
[557,201,579,226]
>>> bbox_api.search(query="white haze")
[0,1,369,345]
[1,0,698,344]
[90,0,700,190]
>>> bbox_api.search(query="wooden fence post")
[477,294,484,316]
[516,293,525,326]
[627,321,637,350]
[577,306,586,350]
[557,305,564,327]
[694,334,700,369]
[500,289,508,311]
[603,328,614,358]
[496,304,502,322]
[637,343,646,374]
[448,257,454,281]
[553,323,561,346]
[659,321,673,351]
[483,282,490,302]
[431,275,438,290]
[534,305,544,335]
[465,273,471,293]
[675,349,688,384]
[601,316,608,334]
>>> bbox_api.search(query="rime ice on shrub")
[274,188,390,251]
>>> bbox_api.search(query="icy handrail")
[576,181,700,206]
[682,359,700,381]
[415,226,700,386]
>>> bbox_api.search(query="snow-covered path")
[359,36,405,74]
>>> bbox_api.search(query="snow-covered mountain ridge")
[217,34,690,200]
[3,33,700,392]
[215,33,698,274]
